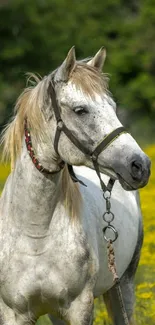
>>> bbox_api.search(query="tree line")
[0,0,155,142]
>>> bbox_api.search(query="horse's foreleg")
[65,290,94,325]
[0,302,17,325]
[0,301,36,325]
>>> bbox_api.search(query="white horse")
[0,47,150,325]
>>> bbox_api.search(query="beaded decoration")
[24,119,64,174]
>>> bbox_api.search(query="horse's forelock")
[70,63,109,97]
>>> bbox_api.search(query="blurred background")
[0,0,155,324]
[1,0,155,143]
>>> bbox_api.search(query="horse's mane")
[1,62,109,221]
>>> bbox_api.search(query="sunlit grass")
[0,163,10,192]
[0,145,154,325]
[134,145,155,324]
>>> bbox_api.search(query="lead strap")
[107,240,130,325]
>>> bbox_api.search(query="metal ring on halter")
[103,211,114,223]
[103,191,111,200]
[103,225,118,243]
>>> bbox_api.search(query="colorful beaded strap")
[24,119,64,174]
[24,119,85,185]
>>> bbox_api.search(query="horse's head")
[40,47,151,190]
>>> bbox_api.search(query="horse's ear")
[87,47,106,71]
[55,46,76,82]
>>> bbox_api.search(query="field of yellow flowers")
[0,145,154,325]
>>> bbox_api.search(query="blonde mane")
[71,63,109,96]
[1,63,108,221]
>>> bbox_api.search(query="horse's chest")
[0,230,97,314]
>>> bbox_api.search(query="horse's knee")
[67,291,94,325]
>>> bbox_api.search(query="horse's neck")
[2,143,62,236]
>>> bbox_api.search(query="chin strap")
[67,164,87,187]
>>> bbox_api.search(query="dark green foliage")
[0,0,155,142]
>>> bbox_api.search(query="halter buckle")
[57,120,63,130]
[103,191,111,200]
[91,153,97,162]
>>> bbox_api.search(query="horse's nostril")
[132,161,142,172]
[131,160,143,181]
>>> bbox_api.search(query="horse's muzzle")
[130,154,151,187]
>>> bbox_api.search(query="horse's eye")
[74,107,88,115]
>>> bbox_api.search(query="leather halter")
[49,82,127,193]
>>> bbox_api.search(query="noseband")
[48,82,127,193]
